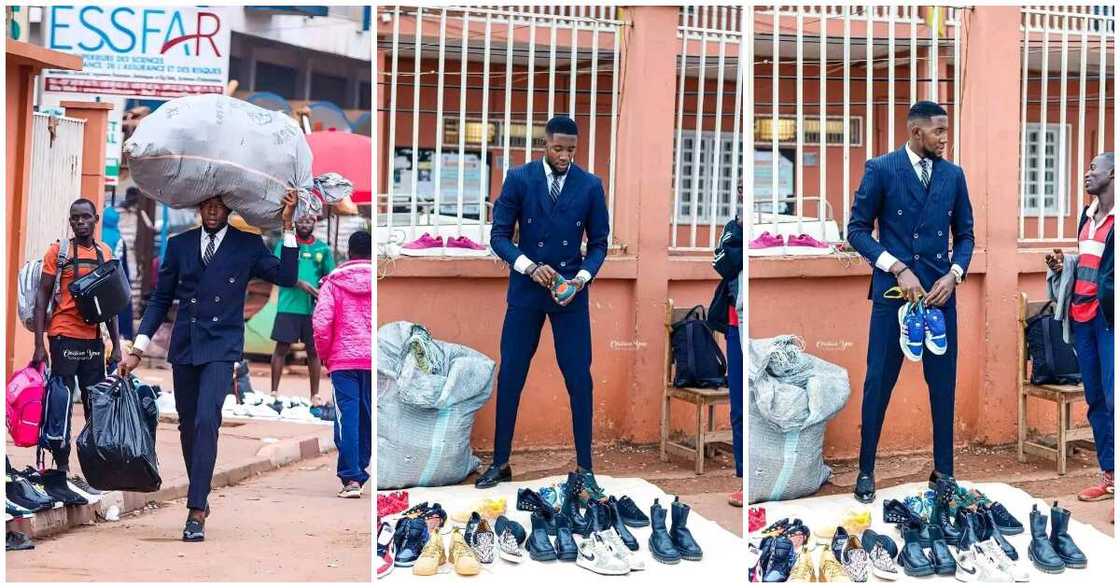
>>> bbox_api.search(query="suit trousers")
[493,305,594,470]
[727,325,744,478]
[859,303,957,476]
[172,361,234,511]
[1072,310,1114,472]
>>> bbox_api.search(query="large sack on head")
[123,94,351,228]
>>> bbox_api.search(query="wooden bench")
[1017,292,1094,474]
[659,300,731,475]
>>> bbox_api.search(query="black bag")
[76,375,161,492]
[67,242,130,325]
[1025,302,1081,386]
[37,374,73,457]
[670,305,728,388]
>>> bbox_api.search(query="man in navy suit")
[121,192,298,540]
[847,101,975,503]
[474,116,610,490]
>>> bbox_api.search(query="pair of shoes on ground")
[576,529,644,575]
[6,467,64,513]
[337,481,363,499]
[899,300,948,360]
[952,539,1031,582]
[1027,501,1088,574]
[412,528,483,576]
[648,497,703,564]
[1077,469,1115,502]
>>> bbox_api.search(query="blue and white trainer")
[923,307,948,355]
[898,302,925,361]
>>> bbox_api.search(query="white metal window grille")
[376,6,624,253]
[747,6,963,247]
[1018,5,1116,242]
[670,15,744,252]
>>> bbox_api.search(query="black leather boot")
[980,504,1019,561]
[648,499,682,564]
[898,525,935,577]
[670,497,703,561]
[588,500,611,534]
[1027,504,1065,574]
[527,512,558,561]
[932,498,961,547]
[607,496,639,551]
[955,508,981,551]
[561,473,590,535]
[553,513,578,561]
[1049,502,1087,569]
[925,525,957,575]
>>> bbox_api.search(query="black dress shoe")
[616,495,649,527]
[475,464,512,489]
[527,512,557,561]
[988,501,1024,535]
[898,525,935,577]
[854,472,875,503]
[925,525,957,575]
[182,517,205,542]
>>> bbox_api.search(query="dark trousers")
[48,336,105,471]
[727,325,743,478]
[332,369,372,485]
[1072,310,1114,472]
[493,305,594,470]
[172,361,234,511]
[859,303,958,476]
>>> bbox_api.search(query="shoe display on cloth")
[949,545,979,582]
[813,507,871,540]
[669,496,702,561]
[785,521,810,550]
[464,512,482,545]
[6,531,34,551]
[978,503,1018,560]
[829,526,849,562]
[599,528,645,571]
[527,511,558,561]
[882,499,921,528]
[897,525,935,577]
[1078,470,1114,502]
[747,232,785,256]
[452,497,507,523]
[421,503,447,532]
[412,532,446,576]
[971,543,1014,582]
[576,532,631,575]
[867,541,901,581]
[854,471,876,504]
[561,473,591,535]
[399,501,429,519]
[394,517,429,567]
[575,470,607,502]
[931,495,962,546]
[978,539,1030,582]
[923,306,949,355]
[615,495,649,528]
[494,515,526,546]
[860,528,899,559]
[728,489,743,507]
[898,301,926,361]
[762,535,795,581]
[840,534,871,582]
[444,236,490,256]
[1027,504,1066,574]
[607,496,639,551]
[469,517,496,565]
[925,525,957,575]
[515,487,553,514]
[987,501,1024,535]
[648,499,682,564]
[929,470,959,497]
[817,543,849,582]
[955,508,983,551]
[497,529,525,564]
[586,500,610,535]
[1049,501,1087,568]
[758,517,793,537]
[448,528,481,576]
[788,545,817,581]
[554,513,579,561]
[376,522,395,578]
[538,485,562,511]
[748,506,767,533]
[785,233,834,255]
[400,233,445,256]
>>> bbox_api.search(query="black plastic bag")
[76,375,161,492]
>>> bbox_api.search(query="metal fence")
[26,113,85,259]
[1018,5,1116,243]
[375,5,624,252]
[747,5,963,247]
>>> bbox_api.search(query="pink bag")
[6,363,46,447]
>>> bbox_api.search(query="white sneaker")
[978,540,1029,582]
[598,528,645,571]
[65,479,100,505]
[971,543,1013,582]
[496,530,524,564]
[868,542,900,581]
[221,395,238,413]
[246,403,281,419]
[576,533,630,576]
[950,546,979,582]
[280,405,317,422]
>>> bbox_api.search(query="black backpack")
[1025,302,1081,386]
[671,305,727,388]
[36,373,74,469]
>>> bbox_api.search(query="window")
[359,82,372,110]
[673,132,743,224]
[444,119,547,150]
[254,61,297,98]
[1023,123,1070,216]
[754,115,863,146]
[310,72,348,106]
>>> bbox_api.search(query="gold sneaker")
[818,546,849,582]
[412,533,446,576]
[789,546,818,581]
[448,528,481,576]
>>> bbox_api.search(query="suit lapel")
[927,158,948,200]
[894,148,926,203]
[553,165,580,216]
[534,160,555,219]
[201,227,236,277]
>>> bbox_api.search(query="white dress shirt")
[133,225,296,354]
[874,144,964,282]
[512,159,593,285]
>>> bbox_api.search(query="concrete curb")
[9,432,337,540]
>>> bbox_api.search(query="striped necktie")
[919,159,931,189]
[203,233,216,265]
[549,175,562,203]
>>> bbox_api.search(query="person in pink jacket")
[312,230,372,498]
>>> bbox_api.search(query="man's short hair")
[907,101,948,123]
[545,116,579,137]
[71,198,98,215]
[349,230,371,259]
[1098,152,1114,169]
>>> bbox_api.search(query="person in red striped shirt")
[1046,152,1114,504]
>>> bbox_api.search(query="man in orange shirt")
[32,198,123,472]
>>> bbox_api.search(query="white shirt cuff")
[132,335,151,354]
[513,255,534,275]
[951,264,964,280]
[577,270,593,284]
[875,251,900,273]
[282,231,297,248]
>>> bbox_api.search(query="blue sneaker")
[898,302,925,361]
[923,307,948,355]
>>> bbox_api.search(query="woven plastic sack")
[123,94,352,228]
[377,322,495,489]
[748,336,851,503]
